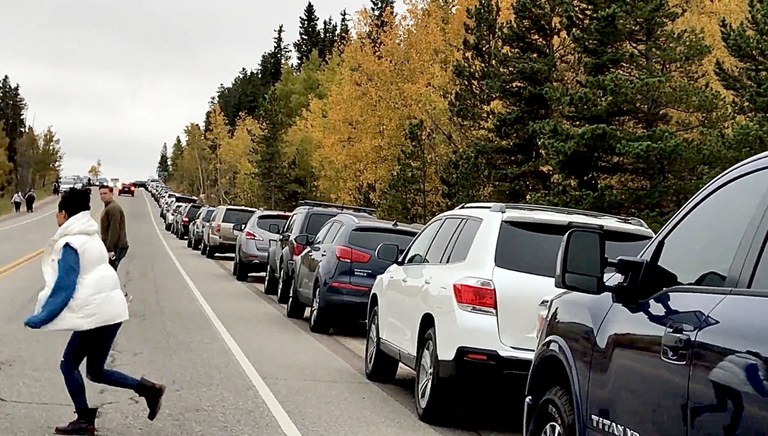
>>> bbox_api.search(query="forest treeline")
[158,0,767,229]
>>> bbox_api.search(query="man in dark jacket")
[98,185,129,270]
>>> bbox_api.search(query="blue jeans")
[60,322,140,411]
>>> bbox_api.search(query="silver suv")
[232,211,290,281]
[201,206,257,259]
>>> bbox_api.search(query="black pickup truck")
[524,151,768,436]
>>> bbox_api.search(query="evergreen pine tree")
[157,142,170,181]
[294,2,322,70]
[541,0,722,222]
[338,9,351,54]
[318,17,338,63]
[261,25,291,88]
[368,0,396,52]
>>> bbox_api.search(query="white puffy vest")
[34,211,129,331]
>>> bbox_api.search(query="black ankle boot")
[134,377,166,421]
[54,408,97,435]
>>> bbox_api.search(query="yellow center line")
[0,249,44,277]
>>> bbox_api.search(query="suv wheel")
[415,327,451,424]
[285,282,306,319]
[264,263,278,295]
[200,241,208,256]
[235,255,249,282]
[206,244,217,259]
[364,306,399,382]
[308,283,331,334]
[528,386,575,436]
[277,265,291,304]
[187,236,192,248]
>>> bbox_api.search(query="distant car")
[118,183,135,197]
[201,206,257,259]
[110,178,120,188]
[134,180,147,189]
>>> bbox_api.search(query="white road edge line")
[142,191,302,436]
[0,209,56,231]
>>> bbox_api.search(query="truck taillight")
[336,246,371,263]
[453,277,496,316]
[245,230,263,241]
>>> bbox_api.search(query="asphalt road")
[0,190,522,435]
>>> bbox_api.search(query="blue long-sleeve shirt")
[24,244,79,329]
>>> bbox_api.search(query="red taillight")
[453,278,496,315]
[182,217,189,224]
[335,246,371,263]
[131,186,135,191]
[292,243,305,257]
[245,230,263,241]
[465,353,489,361]
[330,282,370,291]
[213,224,221,235]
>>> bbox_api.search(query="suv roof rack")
[297,200,376,215]
[455,202,649,229]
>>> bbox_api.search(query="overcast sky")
[0,0,388,182]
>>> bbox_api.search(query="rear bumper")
[321,285,370,321]
[438,346,532,380]
[239,249,269,271]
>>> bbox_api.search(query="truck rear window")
[223,209,255,224]
[349,228,418,251]
[256,215,289,233]
[495,221,652,277]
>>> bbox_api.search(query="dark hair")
[99,185,113,193]
[59,188,91,217]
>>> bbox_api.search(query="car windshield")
[495,221,652,278]
[255,215,289,233]
[349,228,418,252]
[222,208,255,224]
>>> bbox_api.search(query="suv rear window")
[305,213,335,236]
[223,208,255,224]
[175,196,197,204]
[349,228,418,251]
[185,205,203,217]
[256,215,289,233]
[202,209,215,222]
[495,221,652,277]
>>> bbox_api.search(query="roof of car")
[334,214,422,231]
[447,203,654,237]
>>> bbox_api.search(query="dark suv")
[266,201,376,304]
[285,214,420,334]
[175,203,204,240]
[524,152,768,436]
[118,183,135,197]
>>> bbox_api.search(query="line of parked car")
[145,151,768,436]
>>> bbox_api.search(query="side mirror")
[233,223,245,232]
[280,233,290,242]
[376,243,401,264]
[295,234,312,246]
[555,229,606,295]
[269,223,281,234]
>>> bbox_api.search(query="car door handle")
[661,331,691,364]
[424,277,432,285]
[401,277,408,284]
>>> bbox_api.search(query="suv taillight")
[213,224,221,235]
[182,217,189,224]
[292,243,305,257]
[336,246,371,263]
[245,230,263,241]
[453,277,496,316]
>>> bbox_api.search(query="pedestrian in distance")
[25,188,36,213]
[98,185,129,271]
[11,191,23,213]
[23,188,165,435]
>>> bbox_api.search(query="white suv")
[363,203,655,423]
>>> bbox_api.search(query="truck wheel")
[528,386,576,436]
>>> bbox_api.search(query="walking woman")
[24,188,165,435]
[25,188,36,212]
[11,191,23,213]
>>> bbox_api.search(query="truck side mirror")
[555,229,606,295]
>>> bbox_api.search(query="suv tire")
[206,245,216,259]
[264,263,278,295]
[277,264,291,304]
[286,283,306,319]
[235,255,249,282]
[415,327,451,424]
[308,283,331,334]
[364,306,399,383]
[528,386,576,436]
[200,240,208,255]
